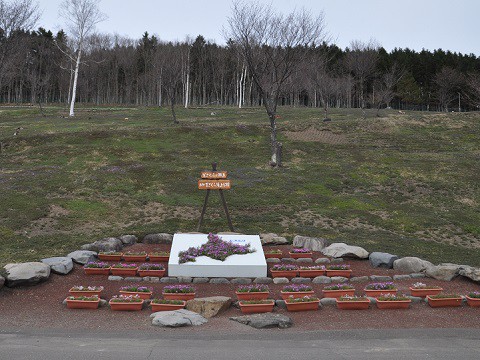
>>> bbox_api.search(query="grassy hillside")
[0,105,479,266]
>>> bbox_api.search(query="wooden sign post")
[197,162,234,232]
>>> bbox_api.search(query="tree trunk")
[171,94,178,124]
[69,48,82,117]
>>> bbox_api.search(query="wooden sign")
[201,171,228,179]
[198,180,231,190]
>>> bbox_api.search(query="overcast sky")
[38,0,479,55]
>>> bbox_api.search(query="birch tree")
[60,0,106,117]
[226,1,327,167]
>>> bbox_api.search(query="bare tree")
[60,0,106,117]
[466,72,480,109]
[225,1,327,167]
[344,39,379,116]
[373,63,404,116]
[434,66,463,112]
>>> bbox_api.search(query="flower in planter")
[365,282,396,290]
[111,263,137,269]
[98,251,122,255]
[468,291,480,298]
[324,283,354,290]
[299,265,326,270]
[338,295,368,301]
[264,249,282,254]
[110,295,143,303]
[83,261,110,268]
[149,251,170,256]
[70,285,104,291]
[271,263,299,271]
[428,293,461,299]
[285,296,319,303]
[237,284,269,293]
[327,264,351,270]
[67,295,99,301]
[376,293,410,301]
[282,284,313,292]
[178,233,255,264]
[120,285,153,293]
[123,251,147,257]
[239,299,274,305]
[162,285,195,294]
[138,263,165,270]
[411,282,441,289]
[151,299,184,305]
[290,248,311,253]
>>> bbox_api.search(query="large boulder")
[369,252,399,269]
[229,313,292,329]
[118,235,138,246]
[393,257,433,273]
[185,296,232,318]
[67,250,97,265]
[41,257,73,275]
[425,263,461,281]
[293,235,328,251]
[81,237,123,252]
[321,243,369,259]
[260,233,289,245]
[151,309,208,327]
[4,262,50,287]
[143,233,173,244]
[459,266,480,282]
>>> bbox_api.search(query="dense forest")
[1,23,480,112]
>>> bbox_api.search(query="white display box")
[168,234,267,278]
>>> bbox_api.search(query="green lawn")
[0,105,479,266]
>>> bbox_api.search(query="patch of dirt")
[284,126,349,144]
[416,226,480,249]
[456,197,477,207]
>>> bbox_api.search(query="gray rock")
[320,298,337,306]
[41,257,73,275]
[108,276,123,281]
[393,257,433,273]
[253,277,273,284]
[149,277,160,283]
[315,258,331,264]
[4,262,50,287]
[273,277,289,284]
[160,277,179,283]
[369,252,399,269]
[143,233,173,244]
[260,233,289,245]
[312,276,332,284]
[406,296,423,304]
[151,309,208,327]
[291,277,311,284]
[459,266,480,282]
[67,250,97,265]
[425,263,461,281]
[124,277,143,282]
[119,235,138,245]
[393,275,411,281]
[280,258,296,263]
[296,258,313,263]
[330,276,348,283]
[81,237,123,252]
[350,276,369,283]
[230,313,292,329]
[266,258,280,263]
[231,278,252,284]
[410,273,426,278]
[186,296,231,318]
[331,258,344,263]
[369,275,392,282]
[322,243,369,259]
[292,235,328,251]
[99,299,108,307]
[177,277,193,283]
[193,277,209,284]
[275,300,287,309]
[209,278,230,284]
[366,297,377,304]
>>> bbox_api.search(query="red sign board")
[198,180,231,190]
[201,171,228,179]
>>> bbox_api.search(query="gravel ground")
[1,244,480,333]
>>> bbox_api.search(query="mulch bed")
[1,243,480,333]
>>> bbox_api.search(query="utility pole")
[458,92,461,112]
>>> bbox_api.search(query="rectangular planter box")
[298,270,325,278]
[336,299,370,310]
[322,289,355,298]
[376,299,411,309]
[84,267,111,276]
[427,296,462,308]
[148,255,170,262]
[66,298,100,309]
[264,253,282,259]
[325,269,352,278]
[98,253,123,261]
[409,287,443,298]
[289,252,313,259]
[119,291,152,300]
[280,291,315,300]
[151,301,186,312]
[466,296,480,307]
[285,300,319,312]
[364,289,398,297]
[122,255,147,262]
[239,301,275,314]
[270,270,298,279]
[138,269,165,277]
[110,267,138,276]
[162,292,195,301]
[236,292,270,301]
[69,289,103,297]
[109,300,144,311]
